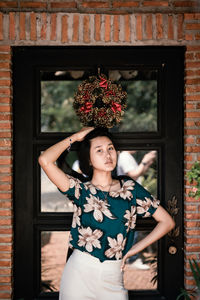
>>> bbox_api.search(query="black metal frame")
[13,46,185,300]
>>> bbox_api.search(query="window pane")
[108,70,158,132]
[41,231,70,293]
[40,69,158,133]
[124,231,158,290]
[41,150,81,212]
[117,149,158,197]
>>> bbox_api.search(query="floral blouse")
[59,175,160,262]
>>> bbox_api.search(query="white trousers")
[59,249,128,300]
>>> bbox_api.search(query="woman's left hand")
[121,249,136,272]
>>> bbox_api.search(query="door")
[13,46,184,300]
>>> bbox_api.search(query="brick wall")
[0,1,200,299]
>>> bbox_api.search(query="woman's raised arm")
[38,127,94,192]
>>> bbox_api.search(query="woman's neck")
[91,171,112,187]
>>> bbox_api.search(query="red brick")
[0,13,3,41]
[156,14,163,39]
[105,15,111,42]
[9,13,15,41]
[185,52,194,60]
[185,103,196,109]
[0,140,11,147]
[0,132,12,138]
[50,2,76,8]
[113,1,139,7]
[184,155,195,161]
[83,15,90,43]
[0,292,11,298]
[184,137,195,144]
[185,146,200,153]
[0,284,11,291]
[0,235,12,242]
[187,45,200,51]
[185,86,200,93]
[136,15,142,40]
[20,1,47,8]
[185,221,200,227]
[195,33,200,40]
[0,62,10,69]
[0,122,11,129]
[186,246,200,252]
[185,33,193,41]
[185,205,197,211]
[0,72,11,78]
[0,193,12,199]
[174,1,198,7]
[185,112,200,118]
[50,14,57,41]
[0,202,12,209]
[124,15,130,42]
[185,213,200,220]
[73,15,79,42]
[186,230,200,235]
[0,1,17,8]
[40,13,47,40]
[0,219,12,226]
[146,15,152,39]
[0,54,11,61]
[143,1,168,6]
[185,13,200,20]
[0,150,12,156]
[178,14,184,40]
[19,12,26,40]
[0,261,11,268]
[30,12,37,41]
[0,228,12,234]
[95,15,101,42]
[0,80,11,87]
[0,46,10,52]
[113,15,119,42]
[186,78,200,85]
[0,276,11,283]
[186,24,200,30]
[61,15,68,43]
[82,1,109,8]
[168,15,173,39]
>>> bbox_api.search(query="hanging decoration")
[73,74,127,128]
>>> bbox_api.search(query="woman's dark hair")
[78,127,116,180]
[57,127,116,182]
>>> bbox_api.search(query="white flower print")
[84,182,98,195]
[68,176,82,199]
[84,194,115,222]
[136,197,154,217]
[109,180,135,200]
[78,227,103,252]
[72,204,82,228]
[68,232,73,249]
[150,196,160,208]
[124,206,137,232]
[105,233,126,260]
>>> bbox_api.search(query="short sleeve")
[135,181,160,218]
[58,175,82,204]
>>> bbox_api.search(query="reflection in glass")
[41,231,70,292]
[124,231,158,290]
[41,151,85,212]
[40,69,157,133]
[117,149,158,197]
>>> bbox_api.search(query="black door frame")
[13,46,185,300]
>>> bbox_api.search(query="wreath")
[73,74,127,128]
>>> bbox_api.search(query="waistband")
[72,249,122,269]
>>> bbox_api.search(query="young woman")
[38,127,175,300]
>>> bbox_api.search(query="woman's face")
[89,136,117,173]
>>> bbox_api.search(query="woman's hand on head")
[75,127,94,142]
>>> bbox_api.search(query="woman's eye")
[97,149,102,153]
[109,147,114,150]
